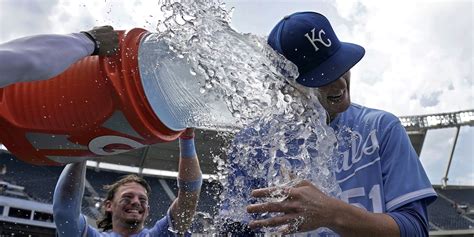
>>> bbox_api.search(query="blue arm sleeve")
[149,211,191,237]
[387,199,430,237]
[0,33,94,88]
[153,217,174,236]
[53,161,88,237]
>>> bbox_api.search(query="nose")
[129,196,141,206]
[321,77,346,90]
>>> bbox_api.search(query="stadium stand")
[429,185,474,234]
[428,190,473,230]
[0,177,56,236]
[437,187,474,208]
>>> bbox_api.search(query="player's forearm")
[170,188,200,233]
[327,200,400,237]
[170,137,202,233]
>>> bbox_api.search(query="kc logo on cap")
[304,28,332,52]
[267,11,365,87]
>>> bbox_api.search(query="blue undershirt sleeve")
[387,199,430,237]
[150,210,191,237]
[53,161,89,237]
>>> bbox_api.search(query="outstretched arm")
[247,180,401,236]
[169,128,203,234]
[53,161,88,236]
[0,25,118,88]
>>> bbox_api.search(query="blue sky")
[0,0,472,185]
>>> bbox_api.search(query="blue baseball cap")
[268,11,365,87]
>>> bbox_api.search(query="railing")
[400,109,474,131]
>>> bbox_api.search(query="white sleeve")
[0,33,94,88]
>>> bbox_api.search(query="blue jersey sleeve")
[379,116,437,211]
[387,199,430,237]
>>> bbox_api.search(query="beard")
[124,218,143,229]
[123,214,145,229]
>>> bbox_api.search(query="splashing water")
[147,0,341,234]
[148,0,298,127]
[217,85,341,234]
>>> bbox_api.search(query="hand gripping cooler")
[0,29,185,165]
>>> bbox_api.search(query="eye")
[120,195,132,203]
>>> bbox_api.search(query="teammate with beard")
[53,128,202,236]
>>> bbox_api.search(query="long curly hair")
[96,174,152,231]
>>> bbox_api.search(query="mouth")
[125,209,143,215]
[326,90,345,103]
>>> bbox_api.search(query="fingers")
[179,128,195,139]
[283,216,306,234]
[248,213,299,229]
[250,179,313,198]
[278,223,299,235]
[184,127,195,134]
[84,25,118,56]
[247,201,287,213]
[247,181,319,234]
[91,25,114,32]
[251,186,291,198]
[293,179,312,188]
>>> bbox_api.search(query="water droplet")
[296,107,305,114]
[207,69,215,77]
[232,111,241,118]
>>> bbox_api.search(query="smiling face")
[316,71,351,120]
[105,182,150,230]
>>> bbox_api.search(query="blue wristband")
[179,138,197,159]
[177,176,202,192]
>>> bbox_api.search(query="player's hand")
[246,180,338,234]
[83,25,119,56]
[179,128,195,140]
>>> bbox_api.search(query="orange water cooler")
[0,28,185,166]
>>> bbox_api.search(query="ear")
[144,205,150,218]
[104,200,113,212]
